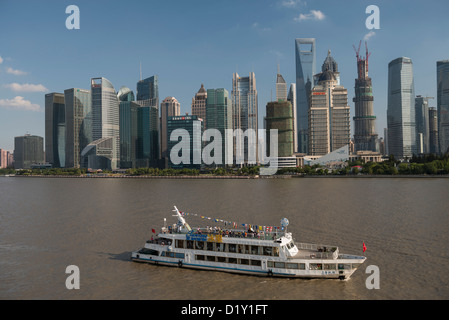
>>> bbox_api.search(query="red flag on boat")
[152,228,156,233]
[363,242,367,252]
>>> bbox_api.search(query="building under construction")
[353,41,378,153]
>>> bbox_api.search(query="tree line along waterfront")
[2,154,449,177]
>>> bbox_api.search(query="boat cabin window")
[263,246,273,256]
[195,241,204,250]
[176,240,185,249]
[206,242,214,251]
[250,260,261,266]
[310,263,323,270]
[138,248,159,256]
[274,262,285,268]
[240,259,249,265]
[217,256,226,263]
[251,245,259,255]
[338,264,351,270]
[228,257,237,264]
[216,243,225,252]
[186,240,194,249]
[286,263,298,269]
[228,244,236,253]
[286,240,296,250]
[324,264,336,270]
[196,255,205,261]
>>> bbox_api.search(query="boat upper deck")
[161,226,285,241]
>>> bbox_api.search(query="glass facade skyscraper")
[45,92,65,168]
[265,101,294,157]
[387,57,417,159]
[287,83,298,153]
[295,38,316,154]
[415,95,433,154]
[64,88,92,168]
[437,60,449,154]
[85,77,120,170]
[167,115,203,169]
[137,76,159,107]
[231,72,258,164]
[206,88,233,166]
[14,134,45,169]
[136,75,160,163]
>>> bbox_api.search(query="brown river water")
[0,177,448,300]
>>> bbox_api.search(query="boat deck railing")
[294,243,339,260]
[166,227,286,241]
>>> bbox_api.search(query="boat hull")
[131,252,362,280]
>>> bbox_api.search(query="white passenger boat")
[131,206,366,280]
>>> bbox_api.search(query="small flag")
[152,229,156,233]
[363,242,367,253]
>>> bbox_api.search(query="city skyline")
[1,0,449,151]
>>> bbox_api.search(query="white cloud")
[6,67,27,76]
[364,31,376,41]
[294,10,326,22]
[4,83,48,93]
[0,56,3,64]
[252,22,271,32]
[0,96,41,112]
[281,0,306,8]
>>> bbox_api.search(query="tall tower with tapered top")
[353,41,378,152]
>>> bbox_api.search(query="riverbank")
[4,174,449,179]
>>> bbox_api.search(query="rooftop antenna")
[140,61,142,81]
[365,41,372,73]
[277,63,280,75]
[353,40,362,62]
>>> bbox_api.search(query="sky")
[1,0,449,151]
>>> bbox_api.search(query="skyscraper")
[265,101,294,157]
[429,107,439,154]
[191,84,207,127]
[45,92,65,168]
[387,57,417,159]
[136,75,160,164]
[167,115,204,170]
[119,99,140,169]
[287,84,298,153]
[137,75,159,107]
[161,97,181,163]
[14,134,45,169]
[64,88,92,168]
[437,60,449,155]
[231,72,258,164]
[415,95,433,154]
[81,77,120,170]
[352,42,378,153]
[309,64,350,156]
[295,38,316,154]
[276,69,287,102]
[206,88,233,166]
